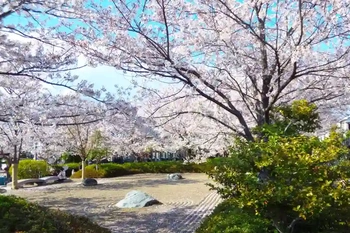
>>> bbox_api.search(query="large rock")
[116,190,161,208]
[82,178,98,186]
[167,173,183,181]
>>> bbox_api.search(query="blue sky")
[5,1,345,99]
[4,18,136,96]
[3,4,159,98]
[71,58,135,92]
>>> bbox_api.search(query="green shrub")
[99,163,133,177]
[208,134,350,232]
[0,195,111,233]
[50,163,80,177]
[60,151,81,163]
[50,164,62,172]
[63,163,81,177]
[70,160,214,179]
[10,160,50,179]
[196,199,272,233]
[183,161,216,173]
[207,100,350,232]
[70,165,105,179]
[64,163,80,171]
[120,161,210,174]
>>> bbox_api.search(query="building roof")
[339,116,350,123]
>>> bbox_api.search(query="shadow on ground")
[101,205,202,233]
[37,197,203,233]
[83,178,200,191]
[15,176,202,193]
[10,174,213,233]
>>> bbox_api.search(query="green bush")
[60,151,81,163]
[64,163,81,177]
[10,160,50,179]
[64,163,80,171]
[208,134,350,232]
[207,100,350,232]
[70,160,215,179]
[70,165,105,179]
[0,195,111,233]
[99,163,133,177]
[184,160,217,172]
[196,199,273,233]
[100,161,212,176]
[50,163,80,177]
[50,164,62,172]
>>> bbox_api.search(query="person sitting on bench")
[57,168,66,182]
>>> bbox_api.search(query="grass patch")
[196,199,273,233]
[0,195,111,233]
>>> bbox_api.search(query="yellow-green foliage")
[208,130,350,232]
[70,166,106,179]
[206,100,350,232]
[196,199,273,233]
[0,195,111,233]
[10,159,50,179]
[69,161,214,179]
[254,99,321,137]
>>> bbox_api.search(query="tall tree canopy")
[55,0,350,141]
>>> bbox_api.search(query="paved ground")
[4,173,222,233]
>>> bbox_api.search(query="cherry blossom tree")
[61,120,101,180]
[0,75,134,187]
[0,0,120,103]
[54,93,144,179]
[102,104,160,159]
[0,1,153,186]
[61,0,350,142]
[0,77,56,189]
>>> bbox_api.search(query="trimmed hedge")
[196,199,273,233]
[64,163,80,171]
[51,163,80,177]
[10,160,50,179]
[8,158,222,179]
[0,195,111,233]
[68,159,221,179]
[70,166,106,179]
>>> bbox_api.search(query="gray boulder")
[116,190,161,208]
[82,178,98,186]
[167,173,183,181]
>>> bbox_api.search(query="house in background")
[318,116,350,147]
[338,116,350,132]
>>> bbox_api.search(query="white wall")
[338,121,350,131]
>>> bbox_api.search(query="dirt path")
[5,173,222,233]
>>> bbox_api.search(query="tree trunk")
[11,163,19,190]
[95,160,99,171]
[81,159,86,180]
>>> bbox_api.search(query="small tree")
[64,120,97,180]
[0,78,50,189]
[207,100,350,232]
[60,151,81,163]
[88,130,110,170]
